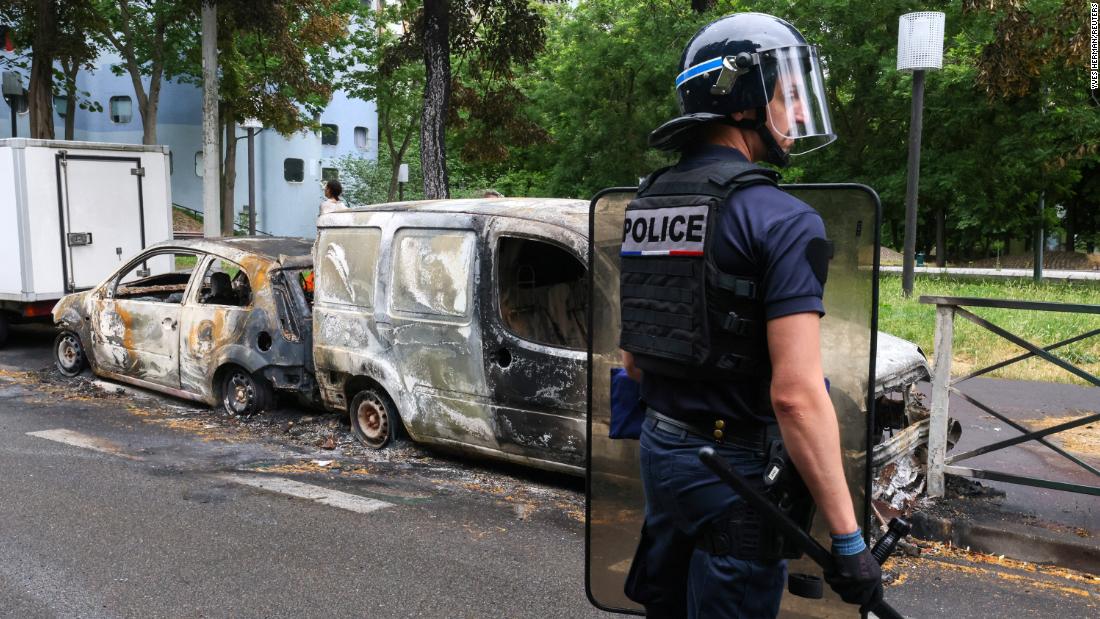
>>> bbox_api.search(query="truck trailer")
[0,139,173,345]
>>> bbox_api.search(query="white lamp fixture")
[241,117,262,129]
[897,11,945,72]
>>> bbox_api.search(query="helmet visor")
[760,45,835,155]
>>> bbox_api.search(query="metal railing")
[920,296,1100,498]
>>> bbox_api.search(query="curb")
[911,511,1100,576]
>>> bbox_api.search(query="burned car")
[314,198,933,476]
[52,237,315,416]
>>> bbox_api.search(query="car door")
[90,250,200,389]
[384,226,495,448]
[482,222,588,466]
[178,255,255,398]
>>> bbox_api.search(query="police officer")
[619,12,883,618]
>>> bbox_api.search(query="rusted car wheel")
[220,366,273,417]
[350,388,401,449]
[54,331,87,377]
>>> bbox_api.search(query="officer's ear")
[730,110,756,122]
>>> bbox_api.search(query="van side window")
[316,229,381,306]
[392,229,475,318]
[497,237,587,350]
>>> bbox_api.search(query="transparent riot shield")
[586,184,881,617]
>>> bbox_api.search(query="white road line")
[218,474,394,514]
[26,428,140,460]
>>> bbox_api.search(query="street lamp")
[897,11,944,297]
[398,163,409,201]
[241,117,262,235]
[2,71,23,138]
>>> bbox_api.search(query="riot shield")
[586,184,881,617]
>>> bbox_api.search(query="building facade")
[0,53,377,238]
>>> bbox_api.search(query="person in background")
[319,180,347,215]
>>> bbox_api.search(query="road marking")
[218,473,394,514]
[26,428,141,460]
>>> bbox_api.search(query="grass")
[877,274,1100,385]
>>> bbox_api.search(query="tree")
[332,1,423,202]
[399,0,551,198]
[1,0,103,139]
[93,0,194,145]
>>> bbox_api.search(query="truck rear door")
[57,153,148,291]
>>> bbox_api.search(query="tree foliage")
[493,0,1099,258]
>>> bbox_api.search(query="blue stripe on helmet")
[675,57,725,89]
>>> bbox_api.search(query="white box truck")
[0,139,173,345]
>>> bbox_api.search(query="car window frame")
[193,254,256,309]
[492,231,589,352]
[388,226,477,324]
[103,249,205,304]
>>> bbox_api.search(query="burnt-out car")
[52,237,315,415]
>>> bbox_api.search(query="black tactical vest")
[619,159,780,380]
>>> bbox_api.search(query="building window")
[109,96,132,123]
[354,126,368,149]
[194,152,203,177]
[54,95,69,119]
[321,167,339,182]
[321,123,338,146]
[284,158,304,183]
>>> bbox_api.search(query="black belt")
[646,408,770,451]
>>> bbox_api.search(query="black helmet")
[650,13,835,166]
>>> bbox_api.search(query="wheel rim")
[57,334,81,371]
[224,371,256,415]
[356,392,390,447]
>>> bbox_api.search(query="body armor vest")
[619,159,780,380]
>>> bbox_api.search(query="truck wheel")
[54,330,87,377]
[350,387,401,449]
[220,366,273,417]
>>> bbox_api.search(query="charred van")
[313,199,590,474]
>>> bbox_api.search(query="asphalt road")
[1,323,1096,618]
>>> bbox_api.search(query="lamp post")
[897,11,945,297]
[2,71,23,138]
[241,117,262,235]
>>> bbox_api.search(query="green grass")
[877,274,1100,384]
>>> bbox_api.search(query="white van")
[313,199,590,474]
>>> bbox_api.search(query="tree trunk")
[420,0,450,199]
[221,115,237,236]
[62,59,78,140]
[691,0,715,13]
[28,0,57,140]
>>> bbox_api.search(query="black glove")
[824,546,884,612]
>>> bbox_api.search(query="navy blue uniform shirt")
[641,144,827,426]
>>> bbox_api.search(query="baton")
[698,446,906,619]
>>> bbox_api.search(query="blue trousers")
[627,416,787,618]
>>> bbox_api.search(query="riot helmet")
[650,13,835,166]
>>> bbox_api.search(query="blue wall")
[0,55,377,239]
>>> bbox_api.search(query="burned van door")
[386,228,496,448]
[484,233,588,466]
